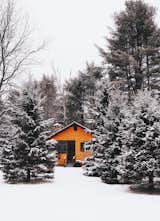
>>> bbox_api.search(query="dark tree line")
[64,63,104,126]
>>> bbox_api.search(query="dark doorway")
[67,141,75,165]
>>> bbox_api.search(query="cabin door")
[67,141,75,165]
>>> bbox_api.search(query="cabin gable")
[51,125,93,141]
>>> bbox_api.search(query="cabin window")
[73,125,77,131]
[80,142,85,152]
[56,141,67,154]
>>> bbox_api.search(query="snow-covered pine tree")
[123,91,160,188]
[1,84,57,183]
[0,98,14,164]
[83,78,128,184]
[99,90,128,184]
[83,79,110,177]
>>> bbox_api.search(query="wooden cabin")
[50,121,93,166]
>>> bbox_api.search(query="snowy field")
[0,167,160,221]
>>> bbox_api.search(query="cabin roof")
[50,121,92,138]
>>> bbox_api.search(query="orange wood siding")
[51,126,93,166]
[52,126,93,141]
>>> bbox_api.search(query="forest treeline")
[1,0,160,190]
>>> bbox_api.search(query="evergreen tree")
[34,74,61,122]
[64,63,103,125]
[1,85,56,183]
[99,0,160,95]
[123,91,160,188]
[83,79,110,177]
[83,80,129,184]
[65,77,85,124]
[0,98,13,162]
[99,91,127,184]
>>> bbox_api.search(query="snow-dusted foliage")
[1,85,56,183]
[0,99,14,162]
[83,79,131,183]
[84,86,160,186]
[123,90,160,187]
[83,79,110,177]
[99,90,128,184]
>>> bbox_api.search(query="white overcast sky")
[19,0,160,82]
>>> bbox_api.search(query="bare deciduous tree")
[0,0,45,94]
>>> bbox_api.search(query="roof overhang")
[50,121,92,139]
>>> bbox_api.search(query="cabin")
[50,121,93,166]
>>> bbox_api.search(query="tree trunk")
[148,173,154,189]
[135,72,143,90]
[26,168,31,183]
[126,68,132,103]
[146,54,151,91]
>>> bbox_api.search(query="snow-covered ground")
[0,167,160,221]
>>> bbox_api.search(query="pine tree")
[33,74,63,123]
[99,0,160,94]
[64,63,103,125]
[99,91,128,184]
[83,80,129,184]
[0,98,13,163]
[123,91,160,188]
[1,85,56,183]
[83,79,110,177]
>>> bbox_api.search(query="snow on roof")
[50,121,91,138]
